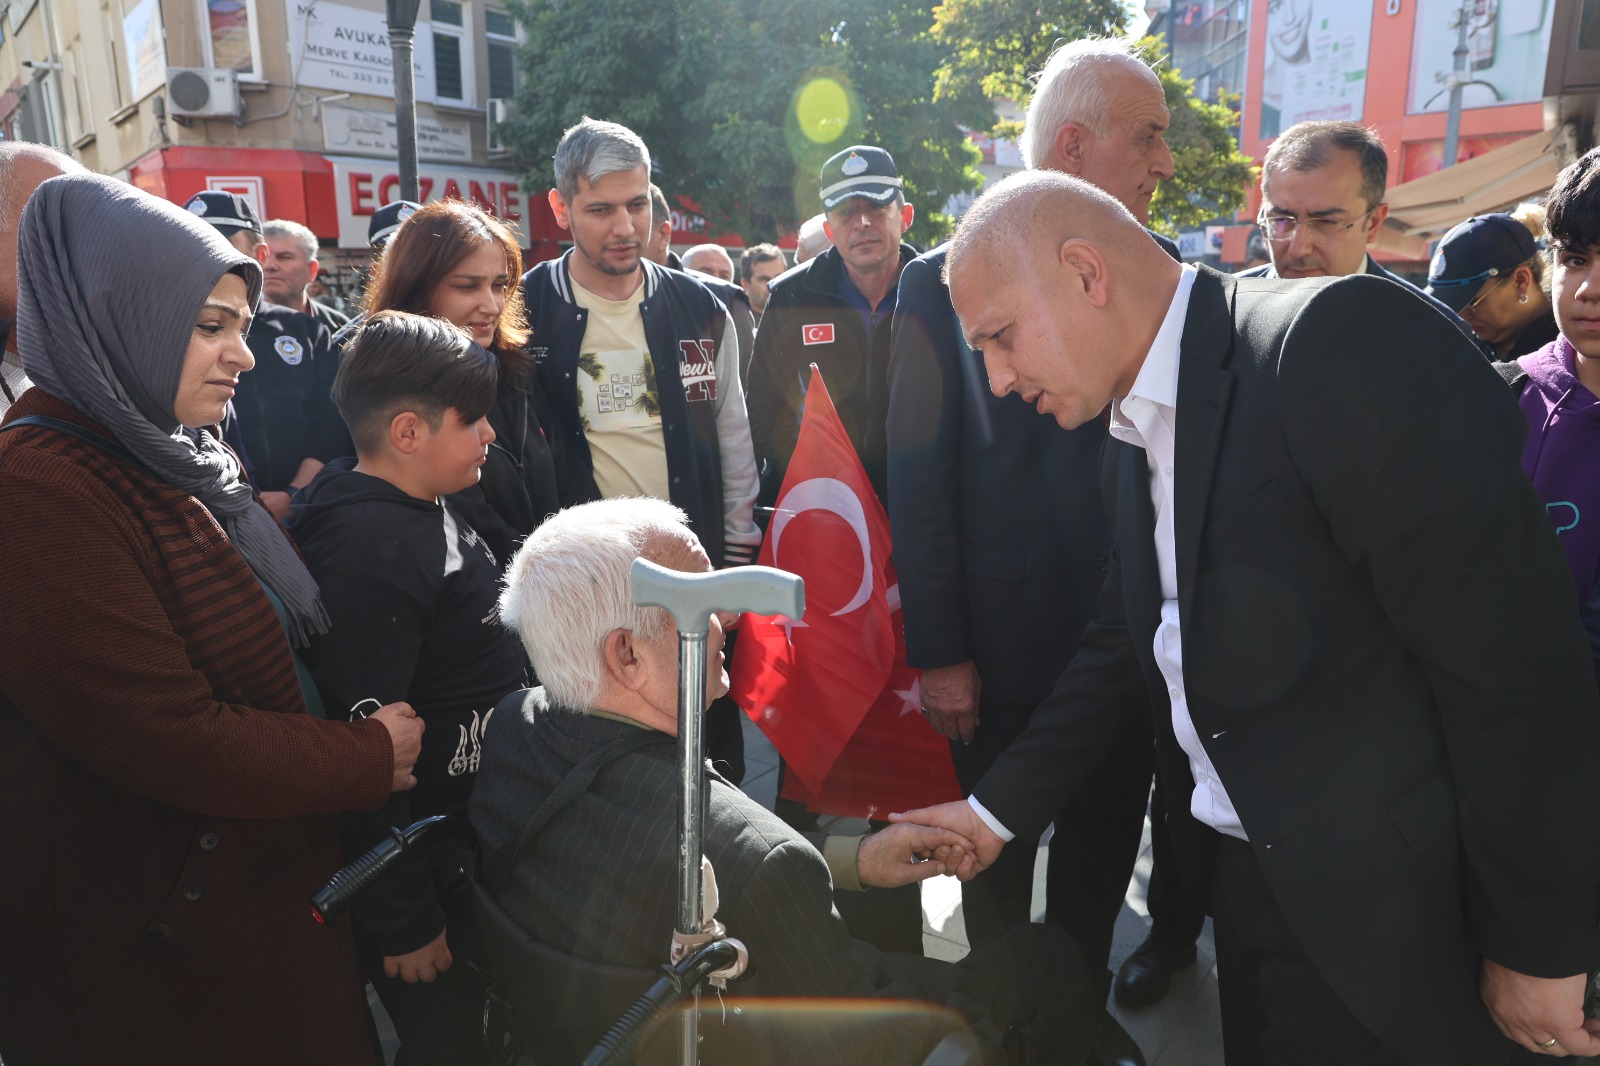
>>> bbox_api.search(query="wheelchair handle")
[582,939,743,1066]
[309,814,467,925]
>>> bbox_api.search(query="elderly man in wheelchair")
[468,498,1101,1064]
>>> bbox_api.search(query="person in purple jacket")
[1501,148,1600,687]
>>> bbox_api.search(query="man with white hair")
[793,213,830,264]
[885,39,1198,1056]
[683,242,736,282]
[263,217,349,332]
[470,497,1100,1065]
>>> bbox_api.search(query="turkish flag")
[777,576,963,820]
[730,367,960,815]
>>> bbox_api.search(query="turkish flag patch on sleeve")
[802,323,835,346]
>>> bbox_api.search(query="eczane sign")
[329,157,530,246]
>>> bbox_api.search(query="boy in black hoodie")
[289,311,527,1064]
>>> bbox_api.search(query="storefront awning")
[1384,130,1563,238]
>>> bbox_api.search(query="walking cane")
[630,559,804,1066]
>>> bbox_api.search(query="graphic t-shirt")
[571,278,671,501]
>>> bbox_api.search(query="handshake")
[857,802,1008,889]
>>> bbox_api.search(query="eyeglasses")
[1462,274,1507,314]
[1257,208,1377,242]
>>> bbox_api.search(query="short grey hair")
[1261,121,1388,212]
[683,243,733,272]
[553,117,651,203]
[1023,38,1154,170]
[499,497,690,710]
[794,213,829,263]
[649,183,671,228]
[262,218,319,262]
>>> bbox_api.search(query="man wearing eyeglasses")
[1240,121,1490,356]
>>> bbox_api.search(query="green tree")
[929,0,1129,131]
[926,3,1253,238]
[505,0,983,244]
[1140,40,1255,237]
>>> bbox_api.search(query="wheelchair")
[311,814,990,1066]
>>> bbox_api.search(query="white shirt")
[970,264,1248,843]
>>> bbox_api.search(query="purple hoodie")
[1518,337,1600,613]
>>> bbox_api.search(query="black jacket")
[975,267,1600,1064]
[521,253,760,567]
[234,303,352,490]
[288,462,529,954]
[746,244,916,504]
[885,244,1111,707]
[447,377,598,565]
[1237,256,1496,358]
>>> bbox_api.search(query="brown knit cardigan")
[0,389,396,1065]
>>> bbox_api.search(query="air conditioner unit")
[487,97,511,156]
[165,68,240,118]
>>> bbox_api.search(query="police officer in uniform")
[185,191,353,520]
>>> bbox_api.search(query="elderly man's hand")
[856,823,973,888]
[889,800,1005,881]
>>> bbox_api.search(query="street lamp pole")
[1441,0,1471,171]
[386,0,425,203]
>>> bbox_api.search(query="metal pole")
[386,0,424,202]
[675,630,707,1065]
[1441,0,1470,171]
[629,558,803,1066]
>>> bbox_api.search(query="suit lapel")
[1174,267,1237,626]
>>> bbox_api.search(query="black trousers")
[1210,835,1406,1066]
[1145,779,1208,948]
[355,855,492,1066]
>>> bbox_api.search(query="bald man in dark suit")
[899,171,1600,1065]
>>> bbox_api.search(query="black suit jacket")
[885,231,1178,709]
[1238,255,1494,358]
[974,266,1600,1064]
[885,244,1111,708]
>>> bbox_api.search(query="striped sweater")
[0,388,394,1065]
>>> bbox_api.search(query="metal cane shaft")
[676,631,708,1065]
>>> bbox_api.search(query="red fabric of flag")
[730,366,960,815]
[729,368,895,792]
[778,571,963,819]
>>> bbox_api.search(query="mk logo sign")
[680,340,718,403]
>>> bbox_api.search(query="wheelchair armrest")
[918,1031,986,1066]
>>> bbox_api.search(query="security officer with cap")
[1427,211,1558,360]
[746,145,915,504]
[185,190,352,520]
[368,199,422,251]
[743,146,925,956]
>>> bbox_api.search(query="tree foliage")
[505,0,981,244]
[1144,40,1256,236]
[929,0,1128,124]
[502,1,1250,244]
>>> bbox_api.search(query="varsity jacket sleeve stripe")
[712,312,761,567]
